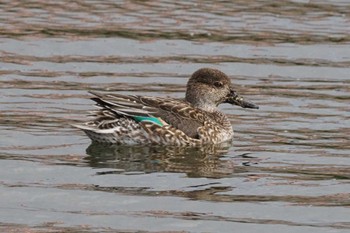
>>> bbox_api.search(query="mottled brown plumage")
[73,68,259,145]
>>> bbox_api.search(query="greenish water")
[0,1,349,232]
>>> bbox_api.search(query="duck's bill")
[226,93,259,109]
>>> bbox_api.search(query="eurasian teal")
[73,68,259,146]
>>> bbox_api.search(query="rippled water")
[1,1,349,232]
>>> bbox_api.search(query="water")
[1,0,349,232]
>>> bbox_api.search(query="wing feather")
[89,91,210,138]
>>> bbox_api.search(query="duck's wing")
[89,91,206,138]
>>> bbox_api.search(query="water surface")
[0,1,349,232]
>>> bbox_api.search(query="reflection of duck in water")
[73,68,258,146]
[85,143,257,178]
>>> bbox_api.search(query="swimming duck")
[73,68,258,146]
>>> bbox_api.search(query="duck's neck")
[192,101,218,113]
[210,110,232,129]
[188,100,232,129]
[186,85,218,113]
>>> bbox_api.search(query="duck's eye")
[214,81,224,88]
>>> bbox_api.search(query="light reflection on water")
[0,0,350,232]
[85,143,238,178]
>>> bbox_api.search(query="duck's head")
[185,68,259,112]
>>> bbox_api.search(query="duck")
[73,68,259,146]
